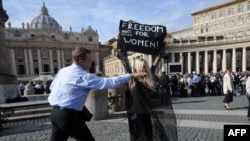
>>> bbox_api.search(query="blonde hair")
[133,58,156,89]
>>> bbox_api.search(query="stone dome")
[30,2,62,31]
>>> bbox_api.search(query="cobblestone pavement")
[0,95,249,141]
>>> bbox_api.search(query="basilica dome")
[30,2,62,31]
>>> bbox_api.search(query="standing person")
[19,82,25,96]
[187,74,194,96]
[48,47,145,141]
[223,69,234,110]
[126,58,158,141]
[158,71,169,103]
[245,74,250,120]
[240,71,247,95]
[192,73,201,97]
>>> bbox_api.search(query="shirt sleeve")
[81,73,131,90]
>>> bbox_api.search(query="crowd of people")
[19,80,52,95]
[156,70,249,98]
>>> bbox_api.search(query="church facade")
[4,2,109,81]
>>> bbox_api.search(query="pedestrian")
[239,71,247,95]
[245,73,250,120]
[192,72,201,97]
[48,46,146,141]
[223,69,234,110]
[158,71,169,103]
[19,82,25,96]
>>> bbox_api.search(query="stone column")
[213,50,217,73]
[171,52,175,63]
[222,49,226,72]
[10,48,17,75]
[242,47,246,71]
[204,51,208,74]
[37,49,42,73]
[196,51,200,74]
[61,50,65,67]
[29,49,34,75]
[57,49,61,69]
[179,53,183,63]
[49,49,54,74]
[232,48,236,72]
[24,48,29,75]
[187,52,191,74]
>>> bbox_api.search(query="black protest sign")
[117,20,167,55]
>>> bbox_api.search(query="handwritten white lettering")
[121,21,164,33]
[123,37,159,49]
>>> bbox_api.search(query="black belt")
[53,106,80,113]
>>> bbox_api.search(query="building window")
[76,37,79,41]
[238,4,243,13]
[220,10,225,18]
[237,16,243,25]
[64,37,69,40]
[14,30,21,38]
[223,22,226,28]
[64,34,69,40]
[88,36,93,42]
[247,14,250,24]
[65,49,71,59]
[15,33,21,38]
[51,35,55,38]
[15,48,24,58]
[211,13,217,20]
[32,50,37,58]
[53,50,57,58]
[31,34,35,37]
[41,49,49,58]
[228,8,234,16]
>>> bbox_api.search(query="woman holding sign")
[117,20,177,141]
[126,58,157,140]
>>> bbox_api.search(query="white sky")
[2,0,228,44]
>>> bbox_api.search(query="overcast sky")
[3,0,228,44]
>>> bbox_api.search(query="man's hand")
[131,72,146,78]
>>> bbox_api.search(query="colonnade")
[168,47,250,75]
[10,48,68,75]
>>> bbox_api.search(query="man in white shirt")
[48,47,146,141]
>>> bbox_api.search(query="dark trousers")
[248,98,250,118]
[128,113,153,141]
[50,107,95,141]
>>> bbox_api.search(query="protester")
[126,58,158,140]
[48,46,146,141]
[245,74,250,120]
[223,69,234,110]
